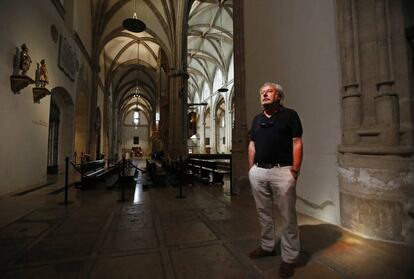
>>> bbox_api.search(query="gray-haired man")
[248,82,303,278]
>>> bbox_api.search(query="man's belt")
[255,162,290,169]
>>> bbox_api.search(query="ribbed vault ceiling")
[92,0,232,123]
[188,0,233,102]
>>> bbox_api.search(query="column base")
[338,153,414,244]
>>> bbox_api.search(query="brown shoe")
[278,261,295,278]
[249,247,276,259]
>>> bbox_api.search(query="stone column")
[199,109,206,153]
[337,0,414,244]
[210,109,217,154]
[151,59,163,153]
[232,0,249,193]
[225,109,232,153]
[88,19,103,160]
[102,92,110,158]
[167,71,188,159]
[159,100,169,154]
[373,0,399,146]
[340,0,362,146]
[88,69,98,159]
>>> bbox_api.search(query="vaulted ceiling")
[92,0,233,123]
[187,0,233,102]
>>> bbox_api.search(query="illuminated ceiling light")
[131,41,141,129]
[122,0,146,33]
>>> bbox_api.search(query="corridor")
[0,162,412,279]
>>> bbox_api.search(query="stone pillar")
[159,101,169,155]
[226,109,232,153]
[373,0,399,146]
[88,30,101,159]
[337,0,414,244]
[340,0,362,146]
[210,111,217,154]
[150,59,163,154]
[102,92,110,158]
[232,0,249,193]
[88,70,98,159]
[199,110,206,153]
[167,71,188,159]
[374,90,399,145]
[150,107,161,153]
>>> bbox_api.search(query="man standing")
[248,82,303,278]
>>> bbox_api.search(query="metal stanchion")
[120,156,126,202]
[59,157,72,205]
[176,156,186,199]
[65,157,69,204]
[230,155,234,195]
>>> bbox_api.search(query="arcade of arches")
[0,0,413,246]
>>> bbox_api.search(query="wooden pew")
[71,159,117,189]
[187,154,231,184]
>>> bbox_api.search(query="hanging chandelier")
[133,95,140,128]
[132,42,141,128]
[123,0,146,33]
[217,4,228,93]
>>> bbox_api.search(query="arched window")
[228,54,234,83]
[213,68,223,93]
[133,109,140,125]
[202,82,210,101]
[193,91,200,104]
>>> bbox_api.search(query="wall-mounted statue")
[33,59,51,103]
[10,43,34,94]
[19,44,32,76]
[38,59,49,87]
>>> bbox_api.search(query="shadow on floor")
[297,223,342,266]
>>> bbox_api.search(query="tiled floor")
[0,160,413,279]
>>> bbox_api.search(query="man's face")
[260,85,279,106]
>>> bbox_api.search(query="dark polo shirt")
[250,106,303,165]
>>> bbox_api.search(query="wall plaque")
[58,35,77,81]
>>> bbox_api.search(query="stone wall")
[0,0,93,195]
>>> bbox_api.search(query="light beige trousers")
[249,165,300,263]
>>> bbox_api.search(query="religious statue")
[39,59,49,87]
[19,44,32,75]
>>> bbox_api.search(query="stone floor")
[0,160,413,279]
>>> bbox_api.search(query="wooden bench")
[187,155,231,184]
[107,158,139,190]
[71,159,116,189]
[212,161,231,183]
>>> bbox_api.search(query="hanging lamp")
[133,100,140,127]
[217,4,228,93]
[132,42,140,128]
[134,42,141,98]
[123,0,146,33]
